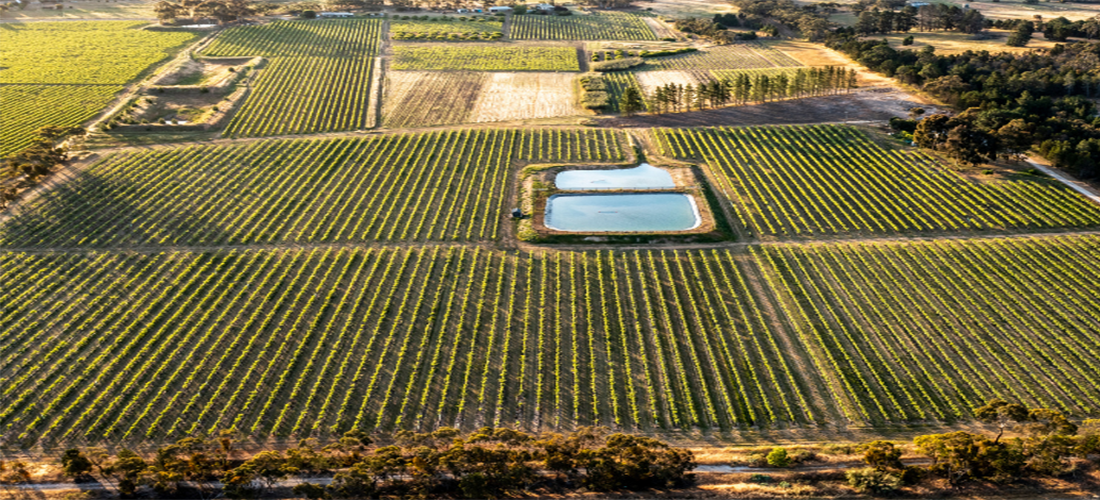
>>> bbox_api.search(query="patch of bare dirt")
[600,89,939,128]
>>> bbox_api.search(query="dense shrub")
[592,57,643,71]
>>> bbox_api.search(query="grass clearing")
[0,21,198,85]
[510,12,657,41]
[634,70,707,95]
[391,45,580,71]
[860,30,1071,55]
[0,0,156,19]
[469,72,582,123]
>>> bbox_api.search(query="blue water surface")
[545,193,700,232]
[555,164,675,190]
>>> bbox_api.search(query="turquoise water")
[555,163,675,190]
[544,193,700,232]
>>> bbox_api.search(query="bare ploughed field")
[601,88,936,128]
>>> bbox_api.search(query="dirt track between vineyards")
[2,228,1100,256]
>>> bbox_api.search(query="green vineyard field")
[756,236,1100,423]
[390,17,504,41]
[0,85,123,158]
[2,235,1099,446]
[639,43,803,71]
[0,21,197,158]
[202,20,383,137]
[391,45,580,71]
[654,125,1100,237]
[0,21,198,85]
[0,129,626,248]
[509,12,657,41]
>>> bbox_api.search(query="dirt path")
[3,228,1098,256]
[0,458,939,493]
[1026,157,1100,206]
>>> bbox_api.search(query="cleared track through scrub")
[0,129,626,248]
[0,246,817,447]
[654,125,1100,238]
[510,12,657,41]
[201,19,383,137]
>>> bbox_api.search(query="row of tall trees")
[25,428,694,499]
[625,67,857,115]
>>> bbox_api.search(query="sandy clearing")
[634,70,704,95]
[469,72,582,123]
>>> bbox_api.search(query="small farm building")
[489,6,513,12]
[320,11,354,17]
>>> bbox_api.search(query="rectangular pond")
[555,163,675,190]
[544,193,701,232]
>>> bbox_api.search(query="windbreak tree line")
[637,67,856,114]
[43,427,696,499]
[827,34,1100,178]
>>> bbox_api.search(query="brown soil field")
[599,88,938,127]
[383,71,583,127]
[634,69,706,94]
[470,72,582,123]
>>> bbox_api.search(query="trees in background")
[153,0,256,24]
[831,32,1100,177]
